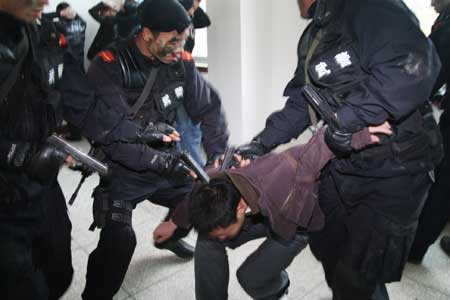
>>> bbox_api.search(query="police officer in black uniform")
[78,0,229,299]
[0,0,73,299]
[409,0,450,261]
[87,1,120,60]
[237,0,441,299]
[55,2,87,71]
[39,12,67,90]
[42,3,86,141]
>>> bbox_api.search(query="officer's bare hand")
[166,129,181,142]
[154,122,180,142]
[232,154,251,168]
[368,122,392,143]
[153,221,177,244]
[65,155,76,167]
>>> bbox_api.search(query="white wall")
[208,0,305,144]
[404,0,438,35]
[207,0,245,143]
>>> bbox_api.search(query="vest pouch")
[391,132,430,164]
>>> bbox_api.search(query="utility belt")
[351,106,443,168]
[89,184,133,231]
[351,131,429,163]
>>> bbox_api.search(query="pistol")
[220,146,237,172]
[180,151,210,183]
[47,134,109,177]
[303,84,341,131]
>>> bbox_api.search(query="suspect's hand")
[153,221,177,244]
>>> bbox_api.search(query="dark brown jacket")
[174,127,372,240]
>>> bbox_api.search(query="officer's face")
[0,0,48,22]
[143,28,189,64]
[297,0,315,18]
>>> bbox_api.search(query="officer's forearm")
[258,95,311,149]
[101,143,180,174]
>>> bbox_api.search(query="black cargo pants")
[310,165,430,300]
[0,179,73,300]
[195,216,308,300]
[82,166,193,300]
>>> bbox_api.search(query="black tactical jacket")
[77,41,228,172]
[0,12,57,155]
[0,12,60,198]
[258,0,441,176]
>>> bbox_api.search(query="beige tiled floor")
[58,141,450,300]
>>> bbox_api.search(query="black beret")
[138,0,192,33]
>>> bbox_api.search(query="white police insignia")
[175,86,184,99]
[315,62,331,79]
[162,95,172,108]
[335,51,352,69]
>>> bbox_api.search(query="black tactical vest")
[117,44,186,127]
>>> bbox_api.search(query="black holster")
[352,105,443,170]
[89,185,133,231]
[90,185,109,231]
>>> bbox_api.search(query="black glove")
[27,145,67,183]
[4,142,33,168]
[236,137,270,160]
[149,152,192,179]
[2,142,66,184]
[324,126,352,156]
[164,154,192,179]
[137,122,176,145]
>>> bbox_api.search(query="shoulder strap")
[304,29,323,130]
[0,28,28,103]
[128,67,159,118]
